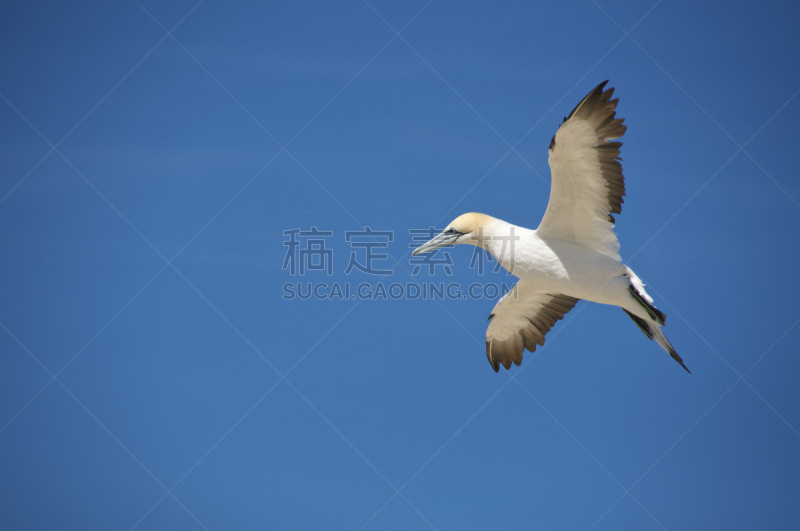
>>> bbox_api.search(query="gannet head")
[412,213,494,256]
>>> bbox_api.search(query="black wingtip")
[668,345,691,374]
[564,80,613,123]
[622,307,690,374]
[676,356,691,374]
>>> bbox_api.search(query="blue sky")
[1,0,799,529]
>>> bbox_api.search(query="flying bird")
[412,81,689,373]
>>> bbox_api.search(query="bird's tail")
[622,308,690,373]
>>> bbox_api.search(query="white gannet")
[412,81,689,373]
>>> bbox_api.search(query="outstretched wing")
[485,281,580,371]
[537,80,627,259]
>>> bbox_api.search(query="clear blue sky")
[2,1,799,529]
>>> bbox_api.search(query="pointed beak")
[412,230,461,256]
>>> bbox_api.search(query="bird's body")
[480,220,636,311]
[413,81,689,373]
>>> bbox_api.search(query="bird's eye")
[446,228,458,234]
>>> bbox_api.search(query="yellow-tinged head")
[411,212,495,256]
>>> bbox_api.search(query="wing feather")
[538,81,627,259]
[485,282,580,371]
